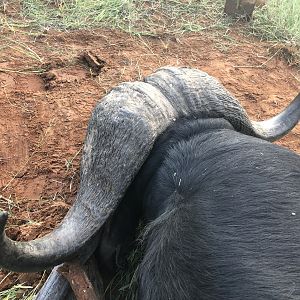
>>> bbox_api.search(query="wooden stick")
[58,263,99,300]
[36,257,104,300]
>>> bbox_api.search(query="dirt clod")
[79,51,106,76]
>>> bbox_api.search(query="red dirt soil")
[0,27,299,295]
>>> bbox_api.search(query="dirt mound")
[0,28,299,294]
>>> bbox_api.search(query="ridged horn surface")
[145,67,300,141]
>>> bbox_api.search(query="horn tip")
[0,211,8,234]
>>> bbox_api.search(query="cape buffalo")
[0,67,299,299]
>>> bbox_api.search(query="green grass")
[0,284,34,300]
[251,0,300,44]
[21,0,135,30]
[0,270,46,300]
[19,0,227,34]
[1,1,299,44]
[15,0,300,46]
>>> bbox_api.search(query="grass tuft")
[0,284,34,300]
[21,0,138,30]
[19,0,227,34]
[251,0,300,44]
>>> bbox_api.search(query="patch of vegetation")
[0,284,34,300]
[19,0,227,34]
[21,0,134,30]
[2,1,300,46]
[105,247,140,300]
[251,0,300,44]
[104,224,145,300]
[0,270,46,300]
